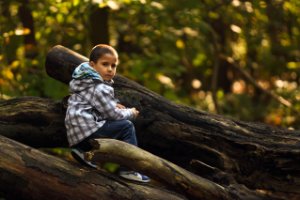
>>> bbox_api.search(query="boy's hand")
[116,103,126,109]
[131,108,139,118]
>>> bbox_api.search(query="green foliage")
[0,0,299,128]
[102,162,120,173]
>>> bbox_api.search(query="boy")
[65,44,150,183]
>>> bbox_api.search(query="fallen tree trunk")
[89,139,229,200]
[0,97,68,147]
[0,96,229,199]
[0,45,299,199]
[0,135,186,200]
[0,95,263,200]
[44,45,300,199]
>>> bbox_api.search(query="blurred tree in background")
[0,0,299,128]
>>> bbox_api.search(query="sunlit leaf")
[1,69,14,80]
[191,79,202,89]
[15,28,31,36]
[102,162,120,173]
[193,53,206,67]
[150,1,164,10]
[11,60,20,69]
[56,13,64,23]
[287,62,300,69]
[217,90,224,99]
[73,0,80,6]
[156,73,175,88]
[107,0,120,10]
[176,39,185,49]
[230,24,242,33]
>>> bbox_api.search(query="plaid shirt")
[65,64,134,146]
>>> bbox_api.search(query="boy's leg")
[119,171,150,183]
[71,119,137,168]
[71,134,98,169]
[71,148,98,169]
[73,138,94,151]
[91,120,150,182]
[91,120,138,146]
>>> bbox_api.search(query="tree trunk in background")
[265,0,285,58]
[0,135,186,200]
[209,17,232,93]
[1,1,19,63]
[89,6,109,45]
[18,0,38,58]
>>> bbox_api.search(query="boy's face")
[90,53,117,81]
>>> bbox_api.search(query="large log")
[44,45,300,199]
[0,97,68,147]
[0,45,299,199]
[0,96,255,200]
[0,96,229,199]
[0,135,186,200]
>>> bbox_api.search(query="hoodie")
[65,62,134,146]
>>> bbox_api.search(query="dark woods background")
[0,0,299,128]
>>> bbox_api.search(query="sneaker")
[119,171,150,183]
[71,148,98,169]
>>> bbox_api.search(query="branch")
[220,55,292,107]
[88,139,230,200]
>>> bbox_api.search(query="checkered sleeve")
[92,84,134,120]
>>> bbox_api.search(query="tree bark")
[0,135,186,200]
[0,96,68,148]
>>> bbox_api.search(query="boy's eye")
[102,62,117,68]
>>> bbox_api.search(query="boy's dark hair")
[89,44,118,63]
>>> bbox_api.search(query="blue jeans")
[74,120,138,151]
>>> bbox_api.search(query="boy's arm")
[116,103,126,109]
[92,86,135,120]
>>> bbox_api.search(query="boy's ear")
[89,61,95,67]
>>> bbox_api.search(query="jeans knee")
[122,120,137,145]
[124,120,134,129]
